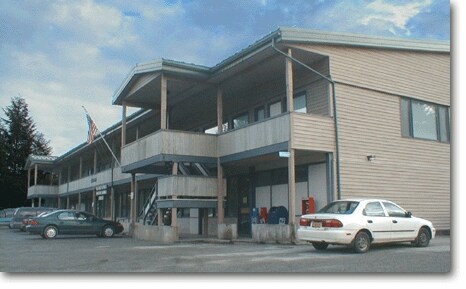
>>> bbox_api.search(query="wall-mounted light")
[367,155,376,161]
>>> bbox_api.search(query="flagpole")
[82,106,121,167]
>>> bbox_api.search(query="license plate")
[311,221,322,228]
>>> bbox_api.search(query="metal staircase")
[139,181,158,225]
[178,162,210,176]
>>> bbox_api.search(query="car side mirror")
[405,211,412,218]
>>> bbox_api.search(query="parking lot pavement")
[0,226,451,273]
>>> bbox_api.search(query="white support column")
[216,87,224,225]
[130,173,137,228]
[161,74,168,130]
[171,162,178,228]
[79,156,83,179]
[34,164,38,186]
[286,48,296,232]
[93,149,97,175]
[27,168,31,188]
[121,102,127,147]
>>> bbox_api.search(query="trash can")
[268,206,289,224]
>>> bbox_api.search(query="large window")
[401,98,450,143]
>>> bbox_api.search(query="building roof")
[24,155,58,169]
[112,27,449,105]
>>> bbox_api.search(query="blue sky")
[0,0,453,155]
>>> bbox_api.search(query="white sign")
[279,151,290,158]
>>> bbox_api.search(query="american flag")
[85,112,98,144]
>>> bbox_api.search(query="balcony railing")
[157,175,225,198]
[121,130,218,169]
[218,113,290,157]
[58,166,126,195]
[27,185,59,198]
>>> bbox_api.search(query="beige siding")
[335,84,450,230]
[291,113,335,152]
[290,44,450,105]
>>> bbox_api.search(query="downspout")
[271,38,342,200]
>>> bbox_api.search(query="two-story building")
[25,27,450,242]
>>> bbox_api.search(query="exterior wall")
[290,44,450,105]
[290,44,450,231]
[291,112,335,152]
[335,84,450,230]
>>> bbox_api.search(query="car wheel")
[414,227,430,247]
[353,231,371,253]
[102,226,114,238]
[312,242,329,251]
[43,226,58,239]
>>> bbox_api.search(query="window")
[293,93,307,113]
[400,98,450,143]
[58,212,75,221]
[382,202,407,218]
[363,202,386,217]
[233,113,249,129]
[254,106,265,122]
[268,100,282,117]
[204,122,229,135]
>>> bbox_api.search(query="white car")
[297,199,436,253]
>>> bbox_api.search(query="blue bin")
[268,206,289,224]
[250,207,260,224]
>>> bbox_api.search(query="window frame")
[400,97,450,143]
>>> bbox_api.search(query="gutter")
[271,37,342,200]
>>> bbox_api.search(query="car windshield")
[317,201,359,214]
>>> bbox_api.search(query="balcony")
[218,113,291,160]
[121,130,218,173]
[157,175,225,198]
[27,185,58,198]
[58,166,126,195]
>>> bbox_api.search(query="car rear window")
[317,201,359,214]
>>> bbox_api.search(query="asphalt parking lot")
[0,226,451,273]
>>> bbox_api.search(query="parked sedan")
[297,199,436,253]
[26,210,124,239]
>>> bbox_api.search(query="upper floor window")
[401,98,450,143]
[254,106,265,122]
[268,100,283,117]
[233,113,249,129]
[293,93,307,113]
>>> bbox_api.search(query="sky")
[0,0,454,156]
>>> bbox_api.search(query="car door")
[57,211,78,234]
[362,201,392,243]
[75,212,95,234]
[382,201,418,241]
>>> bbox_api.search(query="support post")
[161,74,168,130]
[286,48,296,241]
[121,102,127,147]
[216,87,225,225]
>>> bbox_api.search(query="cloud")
[0,0,450,156]
[361,0,433,36]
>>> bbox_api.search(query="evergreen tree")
[0,96,52,208]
